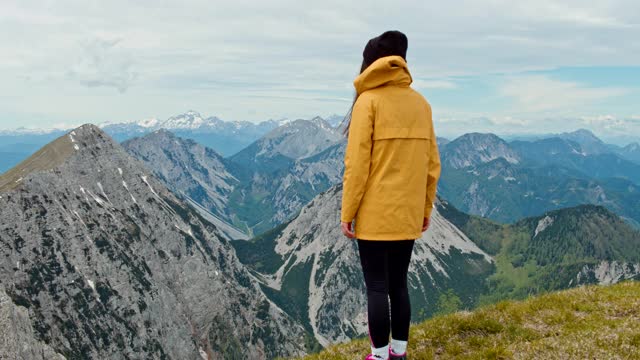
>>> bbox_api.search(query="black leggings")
[357,239,415,348]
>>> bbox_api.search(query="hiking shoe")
[389,349,407,360]
[364,354,387,360]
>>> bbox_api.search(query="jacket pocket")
[372,127,431,141]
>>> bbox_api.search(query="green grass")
[292,281,640,360]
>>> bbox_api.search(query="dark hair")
[340,60,369,137]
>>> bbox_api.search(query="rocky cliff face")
[441,133,521,169]
[122,130,246,239]
[0,125,306,359]
[238,117,341,161]
[267,143,346,227]
[222,119,344,234]
[228,117,342,176]
[239,185,494,346]
[122,123,346,236]
[0,287,66,359]
[575,261,640,285]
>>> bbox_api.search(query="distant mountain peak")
[150,128,176,138]
[137,117,160,128]
[309,116,334,131]
[562,128,603,142]
[624,142,640,151]
[325,114,345,127]
[570,128,599,137]
[443,132,520,169]
[554,128,612,155]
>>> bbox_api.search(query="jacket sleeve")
[341,95,374,223]
[424,123,442,219]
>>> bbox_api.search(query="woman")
[340,30,441,360]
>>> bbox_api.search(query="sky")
[1,0,639,143]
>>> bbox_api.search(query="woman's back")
[341,56,441,241]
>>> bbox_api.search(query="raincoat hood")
[353,56,413,95]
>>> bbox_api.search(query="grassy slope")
[0,132,74,192]
[293,281,640,360]
[439,201,640,305]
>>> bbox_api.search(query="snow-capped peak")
[310,116,334,132]
[269,118,291,126]
[137,118,160,128]
[161,111,207,129]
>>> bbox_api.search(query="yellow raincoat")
[341,55,441,240]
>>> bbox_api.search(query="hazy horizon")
[1,111,637,147]
[1,1,639,144]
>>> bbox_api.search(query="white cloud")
[499,75,628,112]
[580,115,640,132]
[67,37,137,93]
[412,79,457,90]
[0,0,639,128]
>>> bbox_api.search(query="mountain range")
[0,112,348,175]
[1,120,640,358]
[122,122,640,234]
[125,117,344,236]
[0,125,309,358]
[102,110,292,156]
[438,132,640,226]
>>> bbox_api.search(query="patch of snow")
[199,348,208,360]
[15,177,23,183]
[74,144,80,151]
[141,175,159,197]
[97,182,111,204]
[79,186,90,202]
[86,189,105,206]
[69,134,75,143]
[117,168,123,175]
[86,279,95,291]
[138,117,160,128]
[215,271,219,276]
[73,211,87,227]
[122,181,137,204]
[504,176,516,182]
[534,216,554,237]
